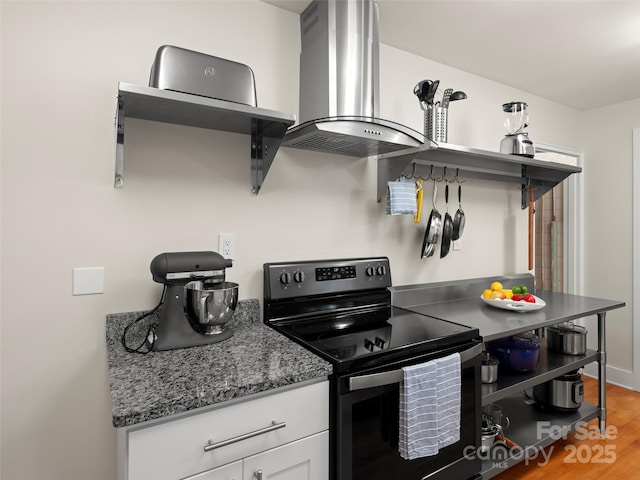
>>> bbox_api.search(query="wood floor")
[493,377,640,479]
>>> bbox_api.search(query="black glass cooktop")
[264,258,480,373]
[271,306,478,372]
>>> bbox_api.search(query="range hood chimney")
[281,0,427,157]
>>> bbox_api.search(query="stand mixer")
[500,101,535,157]
[148,251,238,351]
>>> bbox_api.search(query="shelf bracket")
[521,170,530,209]
[251,122,263,195]
[114,99,125,188]
[251,119,275,195]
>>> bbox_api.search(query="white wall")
[581,99,640,382]
[0,1,621,479]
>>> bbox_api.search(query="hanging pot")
[421,180,441,258]
[452,183,465,240]
[440,184,453,258]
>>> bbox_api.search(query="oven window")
[341,363,479,480]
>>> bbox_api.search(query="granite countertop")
[106,299,332,428]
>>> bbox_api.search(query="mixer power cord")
[121,287,166,354]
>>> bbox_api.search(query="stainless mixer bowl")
[184,281,239,335]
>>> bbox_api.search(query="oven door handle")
[347,343,482,392]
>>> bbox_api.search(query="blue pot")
[487,333,540,372]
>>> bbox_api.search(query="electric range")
[264,257,482,480]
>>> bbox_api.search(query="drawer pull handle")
[254,469,263,480]
[204,421,286,452]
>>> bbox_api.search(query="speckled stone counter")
[106,299,332,428]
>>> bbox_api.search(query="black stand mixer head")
[149,251,236,351]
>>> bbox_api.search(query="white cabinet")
[118,380,329,480]
[185,460,242,480]
[243,432,328,480]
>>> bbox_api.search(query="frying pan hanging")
[421,180,441,259]
[452,184,466,240]
[441,184,453,258]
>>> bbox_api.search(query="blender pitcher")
[500,101,535,157]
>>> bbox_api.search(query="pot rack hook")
[411,164,430,181]
[422,164,433,181]
[445,167,457,183]
[400,164,413,180]
[453,168,466,183]
[402,163,425,181]
[417,164,430,181]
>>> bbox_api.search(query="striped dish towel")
[435,353,461,448]
[398,353,461,460]
[399,360,439,459]
[386,179,418,215]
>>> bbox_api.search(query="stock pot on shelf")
[547,322,587,355]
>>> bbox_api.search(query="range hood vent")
[282,0,427,157]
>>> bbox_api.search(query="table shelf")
[481,345,599,405]
[480,395,599,479]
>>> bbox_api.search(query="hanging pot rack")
[377,142,581,209]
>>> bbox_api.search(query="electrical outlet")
[219,233,236,259]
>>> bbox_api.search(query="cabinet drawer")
[128,381,328,480]
[243,431,329,480]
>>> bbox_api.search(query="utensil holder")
[425,105,448,143]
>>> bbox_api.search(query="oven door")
[332,341,482,480]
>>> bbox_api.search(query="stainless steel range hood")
[282,0,428,157]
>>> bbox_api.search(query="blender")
[500,101,535,157]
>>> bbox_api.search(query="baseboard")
[582,363,637,391]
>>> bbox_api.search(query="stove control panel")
[264,257,391,300]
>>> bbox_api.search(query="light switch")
[73,267,105,295]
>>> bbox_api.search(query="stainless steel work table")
[397,289,624,341]
[390,276,625,479]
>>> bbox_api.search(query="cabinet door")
[184,460,242,480]
[242,431,328,480]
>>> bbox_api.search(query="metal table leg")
[597,312,607,434]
